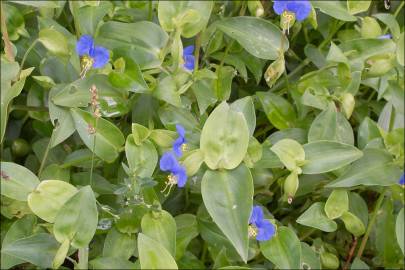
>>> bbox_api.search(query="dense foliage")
[1,1,404,269]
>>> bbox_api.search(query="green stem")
[89,117,99,187]
[38,136,52,176]
[194,33,201,74]
[148,1,153,21]
[299,228,316,241]
[19,39,39,75]
[356,189,386,259]
[77,247,89,270]
[11,105,48,112]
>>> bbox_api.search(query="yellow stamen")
[161,174,178,196]
[80,55,94,78]
[181,143,188,152]
[248,224,258,238]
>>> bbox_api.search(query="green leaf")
[395,208,404,255]
[1,215,37,269]
[200,102,249,170]
[38,28,69,56]
[351,258,370,270]
[296,202,337,232]
[340,211,366,237]
[102,227,136,260]
[138,233,178,269]
[182,149,205,176]
[90,257,138,269]
[70,108,125,163]
[125,135,157,178]
[175,214,199,260]
[260,226,301,269]
[308,104,354,145]
[76,1,112,35]
[216,16,288,60]
[97,21,168,69]
[52,239,70,269]
[373,13,401,39]
[312,1,357,21]
[27,180,77,223]
[201,164,253,262]
[357,117,381,149]
[53,186,98,248]
[230,96,256,137]
[270,139,305,172]
[257,91,296,130]
[8,1,61,8]
[301,242,321,270]
[347,0,371,15]
[1,162,40,201]
[153,76,181,107]
[302,141,363,174]
[158,1,213,38]
[348,192,369,227]
[141,210,177,257]
[1,233,59,269]
[326,148,402,187]
[325,190,349,220]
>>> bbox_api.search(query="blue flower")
[173,124,187,157]
[378,34,392,39]
[249,206,276,241]
[183,45,195,71]
[399,173,405,185]
[159,152,187,188]
[273,0,311,21]
[76,35,109,69]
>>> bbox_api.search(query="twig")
[343,236,358,270]
[356,189,386,259]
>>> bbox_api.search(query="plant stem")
[356,189,386,259]
[89,117,99,187]
[194,33,201,74]
[299,228,316,241]
[38,136,52,176]
[148,1,153,21]
[1,2,14,62]
[343,236,358,270]
[19,39,39,75]
[11,105,48,112]
[77,247,89,269]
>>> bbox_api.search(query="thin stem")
[1,2,14,62]
[356,189,386,259]
[11,105,48,112]
[194,33,201,74]
[38,136,52,176]
[148,1,153,21]
[89,117,99,187]
[299,228,316,241]
[382,1,404,35]
[343,236,358,270]
[19,39,39,75]
[65,256,78,267]
[77,247,89,270]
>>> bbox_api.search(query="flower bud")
[365,53,395,77]
[264,55,285,88]
[284,171,299,203]
[248,1,264,17]
[361,17,382,38]
[340,93,355,119]
[320,252,340,269]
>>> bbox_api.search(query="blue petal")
[183,45,195,56]
[378,34,392,39]
[183,55,195,71]
[91,46,110,68]
[273,1,288,15]
[256,219,276,241]
[176,124,186,138]
[399,173,405,185]
[173,137,184,157]
[173,165,187,187]
[76,35,94,56]
[287,0,311,21]
[249,206,264,225]
[159,152,178,171]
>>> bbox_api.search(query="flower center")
[80,55,94,78]
[248,224,258,238]
[181,143,188,152]
[161,174,178,196]
[281,11,296,34]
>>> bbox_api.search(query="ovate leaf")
[138,233,178,269]
[297,202,337,232]
[201,164,253,262]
